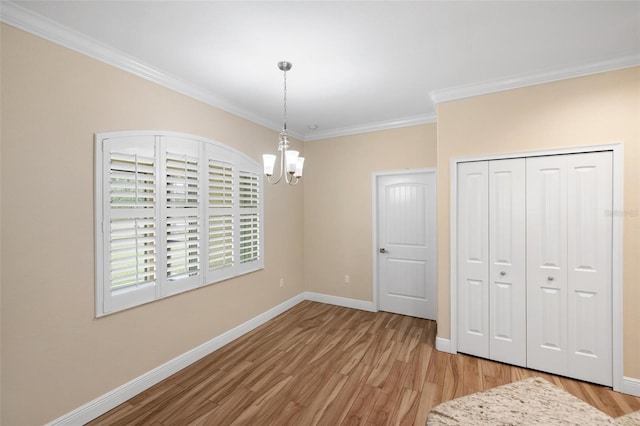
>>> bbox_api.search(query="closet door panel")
[526,155,568,376]
[567,152,612,386]
[457,161,489,358]
[489,158,526,366]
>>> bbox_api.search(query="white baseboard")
[435,337,453,353]
[303,291,377,312]
[46,293,306,426]
[622,376,640,397]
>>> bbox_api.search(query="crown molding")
[303,113,437,142]
[0,1,309,140]
[0,1,433,142]
[430,53,640,105]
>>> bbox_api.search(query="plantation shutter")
[96,131,264,317]
[237,167,261,270]
[101,135,159,313]
[162,137,203,296]
[208,159,235,278]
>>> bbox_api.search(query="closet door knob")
[547,276,554,281]
[500,271,506,277]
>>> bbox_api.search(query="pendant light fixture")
[263,61,304,185]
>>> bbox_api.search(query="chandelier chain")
[282,67,287,133]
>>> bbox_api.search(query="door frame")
[449,143,624,392]
[372,168,437,315]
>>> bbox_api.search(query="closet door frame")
[446,143,624,393]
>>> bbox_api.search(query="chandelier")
[262,61,304,185]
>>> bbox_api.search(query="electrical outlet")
[279,278,284,287]
[344,275,350,284]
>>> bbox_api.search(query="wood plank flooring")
[88,301,640,425]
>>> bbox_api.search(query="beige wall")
[436,67,640,378]
[303,125,437,301]
[0,24,304,425]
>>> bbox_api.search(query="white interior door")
[457,161,490,358]
[377,172,436,320]
[489,158,526,367]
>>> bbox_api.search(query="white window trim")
[95,130,264,317]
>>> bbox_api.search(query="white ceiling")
[3,1,639,140]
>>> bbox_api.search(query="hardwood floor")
[88,301,640,425]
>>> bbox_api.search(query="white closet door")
[566,152,612,386]
[457,161,489,358]
[526,155,568,376]
[489,159,526,367]
[527,152,612,386]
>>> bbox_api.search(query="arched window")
[95,131,263,316]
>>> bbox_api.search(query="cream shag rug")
[426,377,639,425]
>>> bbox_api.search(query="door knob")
[547,276,554,281]
[500,271,506,277]
[379,248,388,253]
